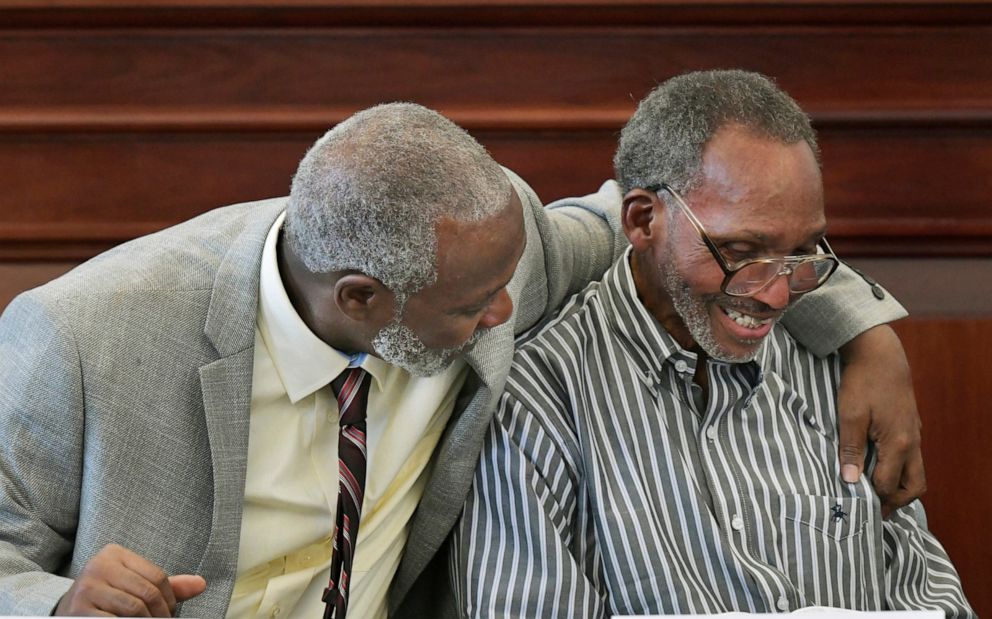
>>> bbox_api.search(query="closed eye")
[452,293,497,317]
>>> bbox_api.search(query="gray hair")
[284,102,512,294]
[614,69,820,193]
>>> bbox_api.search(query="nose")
[750,271,792,311]
[477,288,514,329]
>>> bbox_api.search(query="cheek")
[418,316,480,349]
[668,251,726,298]
[660,232,723,292]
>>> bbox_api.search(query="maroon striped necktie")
[322,367,371,619]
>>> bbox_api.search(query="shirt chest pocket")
[774,495,882,610]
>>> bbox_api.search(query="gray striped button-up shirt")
[452,248,973,618]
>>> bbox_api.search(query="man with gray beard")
[454,70,973,617]
[0,100,920,618]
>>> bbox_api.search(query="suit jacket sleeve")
[542,179,908,356]
[0,292,81,613]
[502,170,619,332]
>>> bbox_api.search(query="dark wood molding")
[2,1,992,28]
[0,106,990,133]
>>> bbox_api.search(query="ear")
[334,274,395,324]
[621,188,663,251]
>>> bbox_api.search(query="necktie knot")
[332,367,370,427]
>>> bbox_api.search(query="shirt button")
[805,414,818,428]
[674,359,689,373]
[270,606,282,618]
[776,597,789,611]
[731,515,744,531]
[705,426,718,441]
[871,284,885,300]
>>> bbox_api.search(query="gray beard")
[660,236,770,363]
[371,320,485,377]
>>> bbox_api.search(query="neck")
[630,250,699,354]
[630,251,714,406]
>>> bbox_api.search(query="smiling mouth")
[722,306,775,330]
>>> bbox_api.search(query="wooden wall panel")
[0,7,990,259]
[0,27,990,112]
[4,125,991,259]
[0,129,622,259]
[892,318,992,618]
[0,131,309,259]
[820,127,992,255]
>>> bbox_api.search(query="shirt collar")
[601,246,766,392]
[256,212,385,403]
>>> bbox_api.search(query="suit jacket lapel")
[182,201,283,617]
[388,321,515,611]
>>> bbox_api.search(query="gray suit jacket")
[0,174,903,616]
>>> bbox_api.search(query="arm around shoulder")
[784,263,925,513]
[782,261,907,356]
[536,179,629,316]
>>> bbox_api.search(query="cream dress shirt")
[225,213,468,619]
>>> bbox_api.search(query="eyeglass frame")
[643,182,840,298]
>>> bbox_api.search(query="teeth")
[724,308,773,329]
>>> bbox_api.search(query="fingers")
[870,412,923,508]
[169,574,208,602]
[119,550,177,614]
[72,581,156,617]
[104,564,172,617]
[901,448,927,499]
[55,543,204,617]
[837,323,927,510]
[877,446,927,519]
[836,397,870,484]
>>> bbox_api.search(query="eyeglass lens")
[725,260,834,296]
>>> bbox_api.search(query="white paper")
[615,610,942,619]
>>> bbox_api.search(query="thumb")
[168,574,207,602]
[837,398,869,484]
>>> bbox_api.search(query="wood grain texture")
[891,318,992,618]
[2,125,990,258]
[0,10,989,258]
[0,28,989,112]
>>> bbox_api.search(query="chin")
[713,337,763,362]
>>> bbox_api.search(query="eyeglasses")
[645,183,839,298]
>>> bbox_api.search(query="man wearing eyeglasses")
[452,70,973,617]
